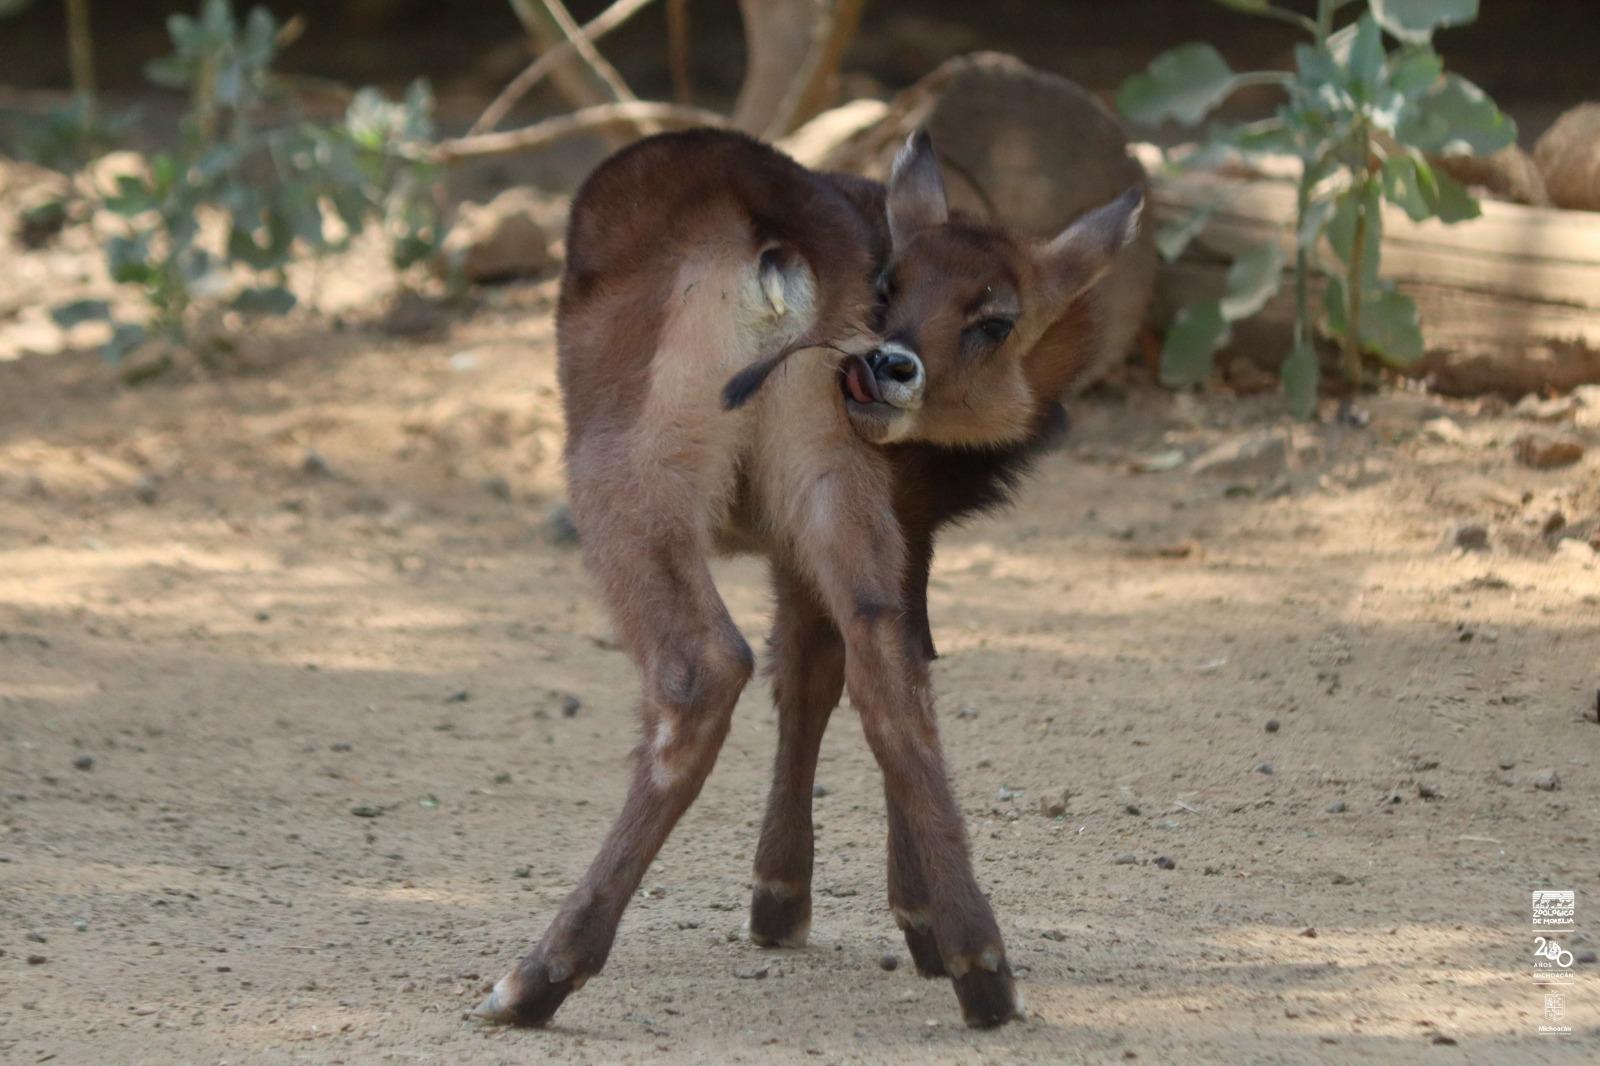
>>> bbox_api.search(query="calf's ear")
[1037,186,1144,307]
[886,129,949,253]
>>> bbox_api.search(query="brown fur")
[474,128,1141,1031]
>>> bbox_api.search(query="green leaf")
[107,234,155,284]
[1344,15,1386,98]
[1220,242,1285,321]
[1297,196,1337,251]
[1381,154,1434,221]
[1323,278,1425,368]
[1156,206,1215,263]
[1387,47,1443,98]
[1396,73,1516,155]
[104,323,148,365]
[1370,0,1478,44]
[1362,289,1425,366]
[1117,43,1237,126]
[1427,168,1480,223]
[51,299,112,329]
[1281,339,1320,419]
[104,175,156,217]
[1160,301,1231,387]
[230,286,297,315]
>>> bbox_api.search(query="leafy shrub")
[53,0,444,363]
[1118,0,1514,416]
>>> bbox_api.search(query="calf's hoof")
[900,922,947,977]
[749,883,811,947]
[950,949,1020,1029]
[471,954,585,1028]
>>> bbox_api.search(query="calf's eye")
[976,317,1014,342]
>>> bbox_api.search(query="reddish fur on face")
[476,127,1141,1033]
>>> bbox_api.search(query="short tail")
[720,334,825,411]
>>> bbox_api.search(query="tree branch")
[437,102,727,163]
[473,0,658,135]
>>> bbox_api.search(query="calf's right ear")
[886,129,949,253]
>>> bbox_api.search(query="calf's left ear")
[1037,186,1144,307]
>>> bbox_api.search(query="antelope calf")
[473,128,1141,1030]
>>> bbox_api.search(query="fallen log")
[1140,150,1600,397]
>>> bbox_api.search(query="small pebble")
[302,448,334,477]
[27,954,47,965]
[481,475,512,501]
[72,754,94,772]
[26,931,46,943]
[134,475,158,505]
[1575,950,1597,965]
[1038,788,1069,818]
[812,783,829,798]
[1113,853,1138,866]
[1431,1034,1458,1046]
[1203,865,1221,876]
[543,502,580,546]
[1532,770,1561,792]
[1416,781,1442,800]
[330,742,352,753]
[1497,755,1516,770]
[1300,927,1317,938]
[1326,800,1348,813]
[1123,804,1141,816]
[733,965,769,980]
[558,693,582,718]
[1264,719,1280,733]
[1255,762,1274,775]
[879,953,898,972]
[1153,855,1176,870]
[1451,523,1489,552]
[955,705,978,720]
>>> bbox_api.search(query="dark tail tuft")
[721,357,780,410]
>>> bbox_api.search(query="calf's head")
[839,131,1143,447]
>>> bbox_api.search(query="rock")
[557,693,582,718]
[71,754,94,771]
[1532,769,1561,792]
[812,783,829,798]
[1432,144,1550,206]
[1189,431,1292,480]
[1299,927,1317,938]
[1513,394,1576,422]
[1533,102,1600,211]
[1113,853,1138,865]
[1255,762,1274,775]
[878,953,899,972]
[1038,788,1069,818]
[437,189,552,284]
[543,501,579,546]
[1326,800,1348,813]
[1264,718,1280,733]
[732,965,769,980]
[1153,855,1176,870]
[1203,864,1222,875]
[1513,433,1584,469]
[1416,780,1442,800]
[134,475,159,505]
[1421,417,1465,444]
[1541,510,1567,536]
[1497,756,1516,770]
[1450,523,1490,552]
[481,475,512,501]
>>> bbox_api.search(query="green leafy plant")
[1118,0,1514,416]
[56,0,444,364]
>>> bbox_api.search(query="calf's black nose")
[872,349,921,384]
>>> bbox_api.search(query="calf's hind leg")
[749,567,845,947]
[475,456,753,1027]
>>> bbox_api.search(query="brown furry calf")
[473,128,1141,1030]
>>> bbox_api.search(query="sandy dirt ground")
[3,265,1600,1066]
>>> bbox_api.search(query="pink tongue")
[846,362,875,404]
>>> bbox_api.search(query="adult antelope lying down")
[473,128,1142,1029]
